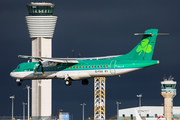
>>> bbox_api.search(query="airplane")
[10,29,168,86]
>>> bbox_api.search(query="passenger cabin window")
[97,65,99,68]
[85,66,87,68]
[103,65,105,68]
[100,65,102,68]
[94,65,96,68]
[91,65,93,68]
[88,66,90,68]
[82,66,84,68]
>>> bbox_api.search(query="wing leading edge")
[18,55,120,63]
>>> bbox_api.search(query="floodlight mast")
[24,86,31,120]
[22,102,27,120]
[94,77,106,120]
[116,101,121,120]
[80,103,86,120]
[137,94,142,115]
[10,95,15,120]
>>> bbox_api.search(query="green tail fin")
[116,29,158,60]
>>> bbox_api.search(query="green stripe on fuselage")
[12,59,158,72]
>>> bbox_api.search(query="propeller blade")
[35,64,41,73]
[35,61,45,76]
[41,66,45,76]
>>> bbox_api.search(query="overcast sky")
[1,0,180,119]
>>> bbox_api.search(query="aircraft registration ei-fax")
[10,29,168,86]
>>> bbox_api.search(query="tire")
[17,82,22,86]
[65,80,72,86]
[82,79,89,85]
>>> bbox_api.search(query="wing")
[18,55,120,63]
[18,55,79,63]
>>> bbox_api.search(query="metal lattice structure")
[94,77,106,120]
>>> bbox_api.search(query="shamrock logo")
[136,39,152,55]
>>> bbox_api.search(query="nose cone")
[10,72,19,79]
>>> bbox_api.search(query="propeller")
[35,61,45,76]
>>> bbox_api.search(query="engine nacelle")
[42,61,58,67]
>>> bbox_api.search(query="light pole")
[25,86,31,120]
[22,102,27,120]
[116,101,121,120]
[80,103,86,120]
[10,95,15,120]
[71,114,73,120]
[137,94,142,116]
[162,103,164,117]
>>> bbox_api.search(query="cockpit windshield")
[16,66,20,69]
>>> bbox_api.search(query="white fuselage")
[10,68,142,81]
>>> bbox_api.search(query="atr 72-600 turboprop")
[10,29,167,86]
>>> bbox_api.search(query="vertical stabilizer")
[116,29,158,60]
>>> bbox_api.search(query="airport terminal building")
[118,106,180,120]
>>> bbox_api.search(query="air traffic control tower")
[161,77,177,120]
[26,2,57,116]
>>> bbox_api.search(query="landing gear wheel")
[82,79,89,85]
[65,80,72,86]
[17,82,22,86]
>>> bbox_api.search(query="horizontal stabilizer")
[134,33,169,36]
[134,33,153,36]
[157,33,169,35]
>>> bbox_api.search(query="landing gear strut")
[82,79,89,85]
[16,79,22,86]
[65,80,72,86]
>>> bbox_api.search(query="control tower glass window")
[161,84,176,89]
[27,5,55,16]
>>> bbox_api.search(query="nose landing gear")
[16,79,22,86]
[64,74,72,86]
[17,82,22,86]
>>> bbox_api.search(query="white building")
[118,106,180,119]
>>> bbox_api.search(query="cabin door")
[110,60,116,74]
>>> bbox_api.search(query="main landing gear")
[82,79,89,85]
[64,79,89,86]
